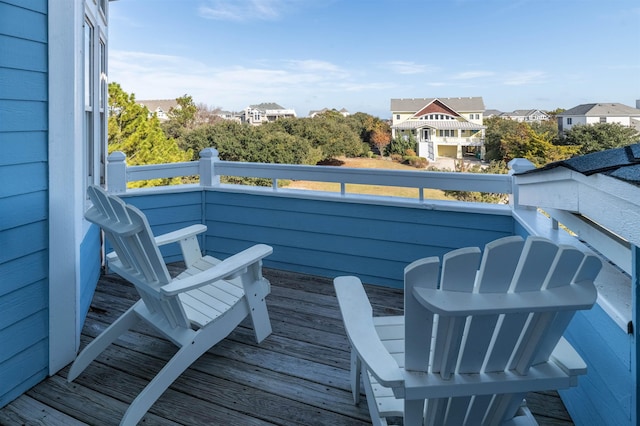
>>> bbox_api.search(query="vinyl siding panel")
[0,0,49,410]
[0,132,47,166]
[79,226,102,328]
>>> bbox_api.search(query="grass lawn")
[282,157,452,200]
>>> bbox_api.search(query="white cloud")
[383,61,435,75]
[503,70,547,86]
[198,0,287,21]
[108,50,387,111]
[452,70,495,80]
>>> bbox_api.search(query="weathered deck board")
[1,267,573,425]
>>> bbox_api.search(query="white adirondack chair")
[68,185,274,425]
[334,236,601,426]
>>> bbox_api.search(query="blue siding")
[79,226,102,330]
[560,305,632,425]
[0,0,49,409]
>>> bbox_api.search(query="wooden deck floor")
[1,268,574,425]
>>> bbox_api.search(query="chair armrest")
[550,337,587,377]
[334,276,404,388]
[160,244,273,296]
[154,224,207,268]
[154,224,207,246]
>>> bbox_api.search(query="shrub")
[406,156,428,168]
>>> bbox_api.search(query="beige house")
[138,99,179,121]
[240,103,297,125]
[390,97,486,160]
[308,107,350,118]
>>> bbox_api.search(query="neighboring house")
[217,110,241,122]
[1,0,107,407]
[308,107,350,118]
[483,108,503,118]
[558,102,640,133]
[501,109,550,123]
[390,97,486,160]
[239,102,297,125]
[138,99,179,121]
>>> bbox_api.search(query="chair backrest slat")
[85,186,189,329]
[405,235,601,426]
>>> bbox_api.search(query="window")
[396,114,400,120]
[600,117,606,123]
[84,2,108,190]
[439,129,456,137]
[567,118,572,125]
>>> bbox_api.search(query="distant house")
[484,109,549,122]
[217,110,241,122]
[501,109,550,123]
[483,109,503,118]
[390,97,486,160]
[240,102,297,125]
[308,107,350,118]
[558,102,640,133]
[138,99,179,121]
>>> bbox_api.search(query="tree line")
[108,82,639,189]
[107,83,391,187]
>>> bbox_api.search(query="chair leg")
[68,303,141,382]
[244,277,272,343]
[350,350,362,404]
[119,329,213,426]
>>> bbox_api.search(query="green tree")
[108,83,192,188]
[484,116,577,166]
[345,112,392,155]
[561,122,640,155]
[271,115,363,160]
[161,94,198,140]
[385,132,417,156]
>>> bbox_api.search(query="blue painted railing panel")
[118,191,205,262]
[561,305,632,426]
[203,190,514,287]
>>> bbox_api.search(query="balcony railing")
[107,148,524,203]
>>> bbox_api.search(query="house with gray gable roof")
[501,109,550,123]
[138,99,179,121]
[558,102,640,133]
[240,102,297,125]
[390,97,486,161]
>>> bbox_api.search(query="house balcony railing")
[105,147,629,325]
[420,137,484,146]
[107,148,511,203]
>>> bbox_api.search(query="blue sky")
[109,0,640,118]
